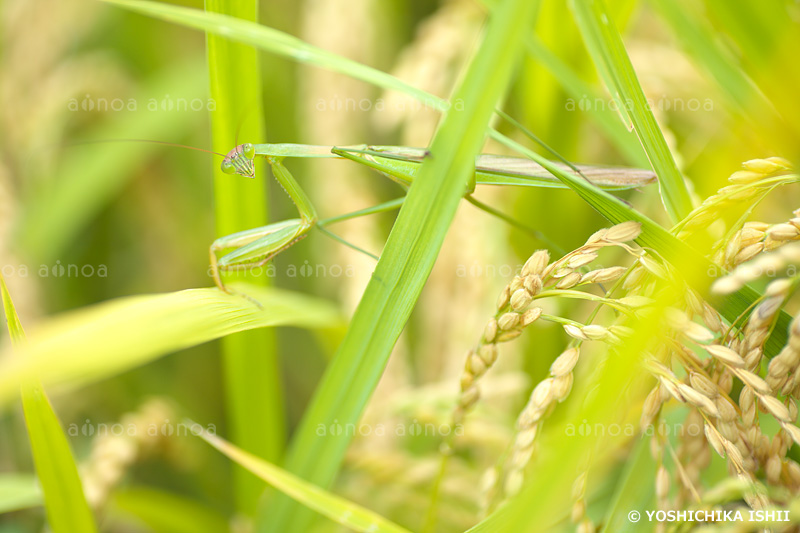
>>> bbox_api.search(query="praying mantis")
[210,142,657,295]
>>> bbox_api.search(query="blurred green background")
[1,0,799,531]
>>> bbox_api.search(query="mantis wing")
[341,146,657,190]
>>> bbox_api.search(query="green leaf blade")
[261,1,540,530]
[0,284,342,409]
[1,276,98,533]
[19,387,99,533]
[570,0,694,222]
[0,474,42,514]
[196,427,412,533]
[102,0,445,112]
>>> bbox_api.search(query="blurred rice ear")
[1,275,98,533]
[491,134,793,358]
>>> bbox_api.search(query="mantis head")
[221,143,256,178]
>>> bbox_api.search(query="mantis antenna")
[69,138,227,158]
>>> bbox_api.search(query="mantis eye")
[242,143,255,159]
[221,160,236,175]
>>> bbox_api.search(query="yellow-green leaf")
[193,423,412,533]
[1,275,98,533]
[0,283,341,409]
[0,474,41,514]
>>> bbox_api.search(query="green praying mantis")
[209,142,657,296]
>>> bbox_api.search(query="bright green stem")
[539,314,584,328]
[205,0,281,516]
[534,289,636,316]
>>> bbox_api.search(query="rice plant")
[1,0,799,532]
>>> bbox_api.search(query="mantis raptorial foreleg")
[211,145,317,294]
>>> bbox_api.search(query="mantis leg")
[210,218,311,293]
[210,156,317,294]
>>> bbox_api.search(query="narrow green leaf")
[599,438,655,533]
[1,275,98,533]
[523,35,649,167]
[1,277,24,344]
[102,0,446,112]
[0,283,341,410]
[0,474,41,514]
[193,425,412,533]
[262,1,539,530]
[570,0,693,222]
[18,387,98,533]
[205,0,279,515]
[651,0,778,125]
